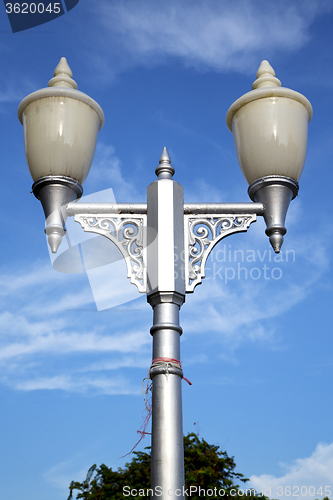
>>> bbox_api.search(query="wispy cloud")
[84,143,142,201]
[0,76,39,113]
[15,373,141,395]
[0,255,151,395]
[0,86,27,105]
[0,261,62,295]
[181,224,330,354]
[249,442,333,500]
[0,326,150,362]
[90,0,331,75]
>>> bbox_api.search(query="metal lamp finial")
[159,146,171,164]
[155,147,175,179]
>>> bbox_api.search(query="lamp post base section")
[148,292,185,500]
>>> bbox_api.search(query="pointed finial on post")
[48,57,78,89]
[252,60,281,89]
[155,147,175,179]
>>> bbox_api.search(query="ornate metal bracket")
[70,201,261,296]
[74,213,147,293]
[184,214,257,292]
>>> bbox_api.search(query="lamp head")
[18,58,104,253]
[226,60,312,252]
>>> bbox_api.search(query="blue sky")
[0,0,333,499]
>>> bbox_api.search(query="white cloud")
[0,87,23,104]
[14,373,141,395]
[0,79,37,107]
[34,289,94,315]
[92,0,331,74]
[85,143,141,201]
[0,262,62,295]
[0,323,150,361]
[0,257,152,395]
[181,229,329,353]
[249,442,333,500]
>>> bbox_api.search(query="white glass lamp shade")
[226,61,312,185]
[19,95,102,184]
[18,58,104,185]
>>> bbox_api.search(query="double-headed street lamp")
[18,58,312,499]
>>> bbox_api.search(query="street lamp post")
[18,58,312,500]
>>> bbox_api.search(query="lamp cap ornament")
[226,59,312,131]
[48,57,78,89]
[18,57,104,129]
[252,60,281,89]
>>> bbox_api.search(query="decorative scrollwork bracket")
[71,202,259,296]
[184,214,257,292]
[74,213,147,293]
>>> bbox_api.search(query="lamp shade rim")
[32,175,83,200]
[248,175,299,201]
[226,87,313,132]
[18,87,105,131]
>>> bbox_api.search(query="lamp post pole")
[18,58,312,500]
[146,153,186,496]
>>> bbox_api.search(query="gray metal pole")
[149,298,185,499]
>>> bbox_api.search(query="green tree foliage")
[67,432,268,499]
[184,432,248,493]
